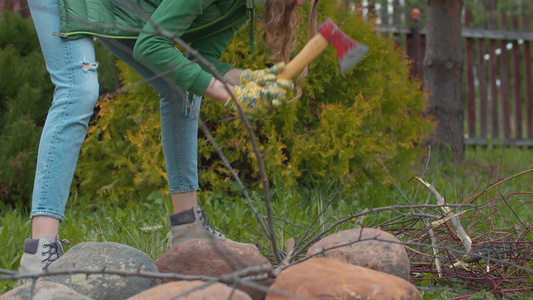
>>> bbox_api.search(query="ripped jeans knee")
[82,58,98,72]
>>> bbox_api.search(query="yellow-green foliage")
[201,0,434,189]
[75,0,434,201]
[75,62,167,200]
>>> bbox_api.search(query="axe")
[276,18,369,80]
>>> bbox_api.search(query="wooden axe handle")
[276,33,329,80]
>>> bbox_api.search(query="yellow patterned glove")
[239,62,285,86]
[225,79,294,114]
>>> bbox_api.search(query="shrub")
[73,0,433,203]
[0,10,119,207]
[200,0,434,190]
[0,11,52,207]
[74,62,166,201]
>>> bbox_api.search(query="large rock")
[33,288,94,300]
[0,281,91,300]
[266,258,421,300]
[156,239,271,300]
[307,228,411,280]
[41,242,159,300]
[128,280,252,300]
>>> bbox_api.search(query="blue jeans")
[28,0,100,221]
[97,38,202,195]
[28,0,200,221]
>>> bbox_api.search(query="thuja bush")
[74,61,166,201]
[201,0,434,190]
[0,10,120,207]
[74,0,434,202]
[0,11,53,207]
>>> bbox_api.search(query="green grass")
[1,146,532,297]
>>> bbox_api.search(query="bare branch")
[1,264,274,285]
[198,117,269,242]
[463,169,533,204]
[292,236,533,275]
[293,164,368,258]
[290,203,483,260]
[413,177,472,252]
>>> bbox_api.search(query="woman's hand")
[204,62,293,115]
[225,78,293,114]
[239,62,285,85]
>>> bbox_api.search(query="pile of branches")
[374,161,533,299]
[384,206,532,298]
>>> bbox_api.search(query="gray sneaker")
[19,235,70,274]
[170,206,227,247]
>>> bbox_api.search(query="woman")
[20,0,317,274]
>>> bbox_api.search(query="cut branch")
[414,176,472,252]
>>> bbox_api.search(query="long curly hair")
[263,0,319,99]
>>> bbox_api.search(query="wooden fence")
[368,0,533,147]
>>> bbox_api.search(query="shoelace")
[196,208,223,237]
[41,239,71,270]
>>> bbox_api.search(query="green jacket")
[58,0,256,96]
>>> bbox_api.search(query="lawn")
[1,146,532,298]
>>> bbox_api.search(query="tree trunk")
[423,0,464,161]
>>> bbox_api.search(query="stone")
[156,239,272,300]
[128,280,252,300]
[0,281,90,300]
[265,258,421,300]
[307,228,411,280]
[41,242,159,300]
[33,288,94,300]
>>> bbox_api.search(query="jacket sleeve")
[133,0,237,96]
[189,17,248,78]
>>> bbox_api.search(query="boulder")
[0,281,91,300]
[41,242,159,300]
[307,228,410,280]
[156,239,271,300]
[265,258,421,300]
[128,280,252,300]
[33,288,94,300]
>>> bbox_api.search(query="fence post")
[487,0,500,139]
[465,9,476,140]
[500,11,513,142]
[510,8,523,141]
[523,4,533,140]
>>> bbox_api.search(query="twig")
[424,218,442,278]
[288,236,533,275]
[277,200,303,219]
[290,204,482,260]
[414,176,472,252]
[377,154,412,206]
[500,193,533,237]
[198,118,269,242]
[462,169,533,204]
[379,149,444,277]
[273,238,296,276]
[293,165,367,259]
[1,263,274,283]
[412,145,432,207]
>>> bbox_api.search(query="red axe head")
[318,18,369,74]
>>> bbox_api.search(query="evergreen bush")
[0,10,119,207]
[74,62,166,201]
[200,0,434,190]
[0,11,52,207]
[73,0,434,202]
